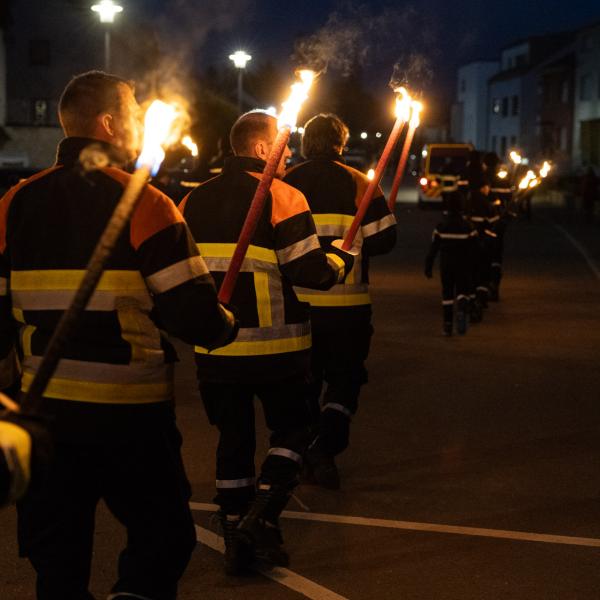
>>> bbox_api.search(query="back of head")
[229,110,274,157]
[301,113,349,159]
[58,70,133,137]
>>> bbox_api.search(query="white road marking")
[194,524,349,600]
[190,501,600,548]
[552,223,600,281]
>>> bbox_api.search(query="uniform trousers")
[440,256,471,322]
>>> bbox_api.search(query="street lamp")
[91,0,123,71]
[229,50,251,115]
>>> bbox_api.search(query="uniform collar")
[223,155,267,174]
[308,153,346,163]
[55,137,131,169]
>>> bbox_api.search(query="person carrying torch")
[179,82,355,572]
[284,113,397,489]
[0,71,236,600]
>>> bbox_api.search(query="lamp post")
[229,50,251,115]
[91,0,123,71]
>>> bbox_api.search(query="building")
[451,60,499,149]
[573,22,600,169]
[487,33,573,161]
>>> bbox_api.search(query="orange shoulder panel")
[178,190,192,214]
[337,162,383,209]
[268,178,311,226]
[0,166,62,254]
[101,167,185,250]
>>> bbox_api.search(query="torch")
[387,98,423,212]
[20,100,179,414]
[341,88,411,251]
[217,70,315,304]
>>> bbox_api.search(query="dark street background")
[1,195,599,599]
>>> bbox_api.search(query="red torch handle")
[387,124,416,212]
[342,117,405,250]
[218,127,291,304]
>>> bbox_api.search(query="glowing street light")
[91,0,123,71]
[229,50,252,115]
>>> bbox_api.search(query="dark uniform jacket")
[284,156,396,321]
[179,155,348,384]
[0,137,228,441]
[425,212,478,272]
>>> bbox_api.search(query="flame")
[367,168,375,181]
[409,100,423,128]
[136,100,179,175]
[518,170,537,190]
[395,87,412,122]
[540,161,551,178]
[497,169,508,179]
[182,135,199,157]
[509,151,523,165]
[278,70,315,130]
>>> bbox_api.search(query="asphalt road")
[2,198,600,599]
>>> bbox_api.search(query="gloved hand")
[204,303,240,352]
[327,239,358,284]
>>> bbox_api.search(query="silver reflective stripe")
[456,294,469,301]
[23,355,172,384]
[276,234,320,265]
[216,477,255,489]
[491,262,502,268]
[0,277,7,296]
[12,289,153,312]
[470,216,485,222]
[234,321,310,342]
[145,256,209,294]
[442,299,454,306]
[316,223,346,237]
[322,402,353,419]
[202,256,278,274]
[488,215,500,223]
[476,286,489,292]
[457,180,469,186]
[438,233,470,240]
[470,230,478,236]
[484,229,498,238]
[362,213,396,238]
[491,187,511,193]
[268,447,302,464]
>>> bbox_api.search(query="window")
[502,97,509,117]
[500,136,507,157]
[492,98,501,114]
[512,95,519,116]
[29,40,51,66]
[580,74,592,101]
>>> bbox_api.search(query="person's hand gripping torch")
[0,100,179,507]
[218,70,316,304]
[342,88,411,251]
[387,97,423,212]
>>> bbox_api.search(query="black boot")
[456,297,468,335]
[217,511,254,576]
[237,483,291,567]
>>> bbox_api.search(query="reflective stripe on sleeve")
[276,234,321,265]
[216,477,256,489]
[484,229,498,238]
[361,213,396,238]
[438,233,470,240]
[442,299,454,306]
[326,252,346,283]
[469,216,486,222]
[268,447,303,464]
[145,256,210,294]
[322,402,353,419]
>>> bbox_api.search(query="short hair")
[58,70,134,136]
[301,113,349,159]
[229,110,274,156]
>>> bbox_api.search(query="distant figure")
[581,166,599,223]
[425,190,478,336]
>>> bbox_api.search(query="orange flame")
[136,100,180,175]
[278,70,316,130]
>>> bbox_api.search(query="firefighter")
[483,152,512,301]
[0,71,236,600]
[425,189,477,336]
[179,110,355,574]
[283,113,396,489]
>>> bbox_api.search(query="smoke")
[293,2,439,92]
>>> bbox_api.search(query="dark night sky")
[129,0,600,121]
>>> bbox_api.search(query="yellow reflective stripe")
[326,253,346,283]
[0,277,7,296]
[195,333,311,356]
[115,302,162,363]
[11,270,146,291]
[197,243,277,263]
[21,370,172,404]
[0,421,32,501]
[254,272,272,328]
[12,308,24,323]
[21,325,36,357]
[296,292,371,307]
[312,214,354,227]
